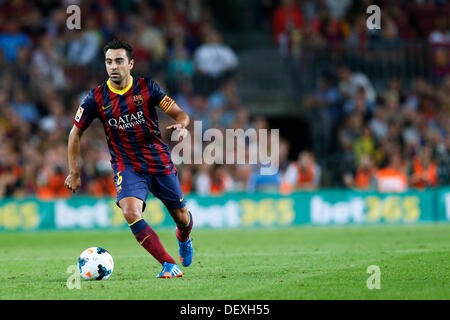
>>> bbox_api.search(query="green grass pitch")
[0,224,449,300]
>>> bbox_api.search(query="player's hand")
[64,173,81,193]
[167,123,188,142]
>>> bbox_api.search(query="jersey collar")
[107,76,133,95]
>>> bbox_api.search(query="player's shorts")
[114,170,186,211]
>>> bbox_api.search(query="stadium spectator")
[210,165,234,195]
[376,150,408,193]
[30,35,67,90]
[304,74,339,157]
[193,163,235,196]
[9,87,40,124]
[247,165,282,193]
[132,15,167,65]
[344,154,377,190]
[194,164,212,196]
[173,78,197,119]
[272,0,304,56]
[429,16,450,77]
[280,151,321,193]
[409,145,438,189]
[0,20,31,62]
[353,126,376,166]
[66,17,101,67]
[346,14,369,51]
[178,165,194,195]
[325,0,352,20]
[429,16,450,44]
[99,5,121,43]
[206,78,241,127]
[39,97,71,133]
[338,66,376,107]
[193,28,238,94]
[231,164,253,192]
[36,166,71,200]
[0,142,22,198]
[12,46,32,88]
[167,25,194,86]
[89,168,116,197]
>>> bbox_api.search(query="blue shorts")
[114,170,186,212]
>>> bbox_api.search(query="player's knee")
[119,198,143,224]
[122,207,142,224]
[169,207,189,225]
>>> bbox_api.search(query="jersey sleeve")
[147,79,175,113]
[73,90,98,131]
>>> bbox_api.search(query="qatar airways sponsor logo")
[108,111,145,129]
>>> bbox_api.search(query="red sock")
[176,211,193,242]
[130,219,176,265]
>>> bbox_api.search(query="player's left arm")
[150,79,190,141]
[164,100,190,141]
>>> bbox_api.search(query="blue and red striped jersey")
[73,76,177,175]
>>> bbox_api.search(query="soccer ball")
[77,247,114,280]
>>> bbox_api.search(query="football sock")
[129,218,176,265]
[176,211,193,242]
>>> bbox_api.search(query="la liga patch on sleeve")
[75,106,84,122]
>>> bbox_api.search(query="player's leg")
[167,206,193,243]
[119,197,176,264]
[149,173,194,267]
[167,206,194,267]
[115,171,181,277]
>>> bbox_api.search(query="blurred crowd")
[299,68,450,193]
[0,0,241,198]
[0,0,449,199]
[267,0,450,56]
[270,0,450,193]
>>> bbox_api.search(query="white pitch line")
[0,248,446,262]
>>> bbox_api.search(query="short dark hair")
[103,39,134,61]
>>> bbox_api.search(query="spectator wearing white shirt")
[338,66,376,110]
[193,28,238,95]
[194,164,212,195]
[31,35,67,90]
[66,17,101,66]
[428,17,450,44]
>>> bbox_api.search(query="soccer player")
[64,39,193,279]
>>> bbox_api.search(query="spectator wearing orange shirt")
[344,154,376,190]
[281,151,321,193]
[210,166,233,195]
[193,164,233,196]
[88,163,117,197]
[90,176,116,197]
[409,146,438,189]
[178,165,193,195]
[376,150,408,193]
[37,166,71,199]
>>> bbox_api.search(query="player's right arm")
[65,125,83,192]
[65,90,98,193]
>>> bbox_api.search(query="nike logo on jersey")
[102,104,112,110]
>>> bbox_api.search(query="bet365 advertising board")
[0,188,449,231]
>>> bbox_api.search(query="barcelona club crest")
[133,95,144,106]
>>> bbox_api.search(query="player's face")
[105,49,134,84]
